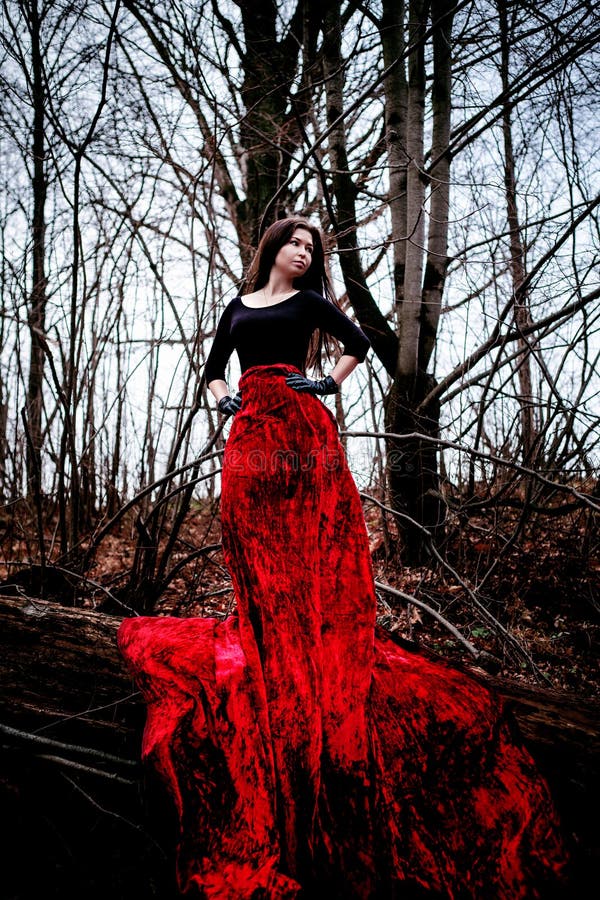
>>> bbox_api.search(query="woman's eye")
[290,238,312,252]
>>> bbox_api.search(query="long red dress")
[118,364,567,898]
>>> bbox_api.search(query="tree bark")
[0,594,177,897]
[0,594,141,757]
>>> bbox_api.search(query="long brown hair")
[244,217,341,373]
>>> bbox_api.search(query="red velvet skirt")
[118,364,567,898]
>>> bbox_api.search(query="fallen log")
[0,593,143,759]
[1,594,598,897]
[0,594,177,900]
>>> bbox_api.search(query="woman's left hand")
[285,373,339,396]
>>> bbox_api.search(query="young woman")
[118,217,567,899]
[204,217,369,413]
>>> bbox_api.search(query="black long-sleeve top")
[204,289,370,384]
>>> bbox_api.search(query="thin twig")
[36,754,136,785]
[0,722,138,768]
[374,579,494,664]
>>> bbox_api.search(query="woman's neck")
[263,274,295,298]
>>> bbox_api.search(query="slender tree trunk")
[81,330,98,529]
[0,374,7,495]
[397,0,428,388]
[384,1,456,563]
[381,0,408,311]
[420,0,454,370]
[107,312,124,518]
[385,0,434,563]
[498,0,537,462]
[25,0,48,495]
[0,222,8,495]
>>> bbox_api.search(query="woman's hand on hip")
[285,373,339,396]
[218,392,243,417]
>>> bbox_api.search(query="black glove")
[285,373,339,395]
[218,392,242,417]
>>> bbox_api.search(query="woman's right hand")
[218,392,242,417]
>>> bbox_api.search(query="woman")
[204,217,369,414]
[118,218,567,899]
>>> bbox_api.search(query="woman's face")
[273,227,314,280]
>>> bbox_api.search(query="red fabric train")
[118,364,567,898]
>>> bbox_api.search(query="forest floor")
[2,496,597,699]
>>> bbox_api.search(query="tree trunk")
[398,0,429,389]
[1,591,597,765]
[25,0,48,495]
[498,0,538,462]
[0,595,140,755]
[237,5,294,249]
[381,0,408,312]
[419,0,455,371]
[323,0,443,561]
[384,0,449,563]
[384,373,442,562]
